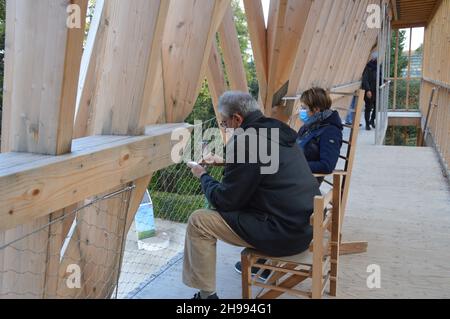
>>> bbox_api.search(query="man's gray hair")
[218,91,261,118]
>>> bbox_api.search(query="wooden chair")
[314,89,367,256]
[241,174,342,299]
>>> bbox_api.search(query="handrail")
[422,77,450,90]
[421,87,438,146]
[379,80,392,89]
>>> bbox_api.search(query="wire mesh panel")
[116,118,224,298]
[0,186,134,299]
[0,119,223,299]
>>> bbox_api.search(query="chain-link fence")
[0,185,134,299]
[0,118,222,299]
[116,118,223,298]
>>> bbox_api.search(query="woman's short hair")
[300,87,332,112]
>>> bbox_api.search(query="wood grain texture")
[218,5,248,92]
[0,124,192,231]
[87,0,169,136]
[162,0,230,122]
[2,0,87,155]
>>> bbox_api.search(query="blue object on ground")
[345,96,357,124]
[135,190,156,240]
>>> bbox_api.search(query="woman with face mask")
[297,87,343,176]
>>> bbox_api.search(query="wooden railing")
[420,0,450,180]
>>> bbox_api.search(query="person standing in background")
[362,51,378,131]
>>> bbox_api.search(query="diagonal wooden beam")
[87,0,170,136]
[162,0,231,122]
[267,0,314,120]
[73,0,106,139]
[265,0,289,115]
[218,5,248,92]
[274,0,313,93]
[243,0,268,108]
[206,41,229,119]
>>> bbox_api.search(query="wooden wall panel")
[421,0,450,170]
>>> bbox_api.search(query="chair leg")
[330,244,340,296]
[258,273,309,299]
[241,253,252,299]
[311,262,323,299]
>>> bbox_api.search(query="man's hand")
[201,153,225,165]
[366,90,373,99]
[187,162,207,179]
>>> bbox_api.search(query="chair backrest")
[330,89,364,216]
[310,174,342,298]
[316,90,363,217]
[241,174,342,299]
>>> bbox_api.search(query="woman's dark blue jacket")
[297,111,343,174]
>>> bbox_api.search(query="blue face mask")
[299,109,310,122]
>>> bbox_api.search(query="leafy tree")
[390,30,409,78]
[389,29,422,110]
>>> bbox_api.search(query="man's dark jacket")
[200,111,320,257]
[362,59,378,105]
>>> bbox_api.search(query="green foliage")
[389,79,421,110]
[385,126,419,146]
[149,166,224,223]
[389,30,421,110]
[151,191,206,223]
[185,81,215,124]
[390,30,409,78]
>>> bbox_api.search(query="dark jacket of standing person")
[362,59,378,99]
[200,110,320,257]
[362,57,378,128]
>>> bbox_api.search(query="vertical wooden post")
[393,29,400,110]
[0,0,88,299]
[330,174,342,297]
[406,28,413,110]
[2,0,87,155]
[311,196,324,299]
[241,252,252,299]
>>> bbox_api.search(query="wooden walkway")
[132,129,450,299]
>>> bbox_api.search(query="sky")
[261,0,270,25]
[401,27,424,51]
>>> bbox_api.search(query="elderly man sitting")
[184,91,320,299]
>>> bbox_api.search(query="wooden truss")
[0,0,379,298]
